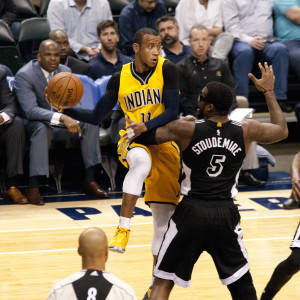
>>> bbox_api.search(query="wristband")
[263,89,274,94]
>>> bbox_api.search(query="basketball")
[46,72,83,111]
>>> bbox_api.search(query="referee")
[47,227,137,300]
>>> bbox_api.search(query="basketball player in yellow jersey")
[65,28,180,271]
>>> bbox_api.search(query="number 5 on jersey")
[207,155,226,177]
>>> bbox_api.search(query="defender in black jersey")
[130,62,288,300]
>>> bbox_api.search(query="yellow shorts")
[118,130,180,206]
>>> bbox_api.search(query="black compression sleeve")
[144,60,179,131]
[134,129,158,145]
[65,94,117,125]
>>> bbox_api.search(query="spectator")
[222,0,292,113]
[89,20,133,145]
[177,25,235,117]
[49,29,90,75]
[47,0,113,61]
[175,0,234,61]
[260,221,300,299]
[14,40,109,205]
[156,15,191,64]
[47,227,137,300]
[0,0,19,39]
[89,20,133,80]
[273,1,300,127]
[273,0,300,79]
[0,66,27,205]
[119,0,167,57]
[0,64,13,77]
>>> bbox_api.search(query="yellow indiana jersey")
[118,56,166,125]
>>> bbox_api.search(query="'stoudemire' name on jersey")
[191,137,242,156]
[124,88,162,111]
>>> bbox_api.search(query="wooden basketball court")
[0,186,299,299]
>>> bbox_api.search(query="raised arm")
[155,118,195,150]
[242,62,288,149]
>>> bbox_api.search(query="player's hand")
[292,179,300,202]
[248,62,275,93]
[122,115,147,142]
[60,115,81,137]
[250,36,266,50]
[0,114,4,124]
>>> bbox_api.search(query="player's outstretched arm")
[290,151,300,202]
[243,62,288,145]
[155,118,195,150]
[123,117,194,149]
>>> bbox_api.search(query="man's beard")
[196,109,204,119]
[163,35,177,47]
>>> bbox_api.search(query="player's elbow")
[168,110,179,122]
[281,127,289,140]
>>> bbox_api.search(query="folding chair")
[18,17,50,61]
[13,0,38,21]
[0,21,22,75]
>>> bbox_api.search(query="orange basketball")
[46,72,83,111]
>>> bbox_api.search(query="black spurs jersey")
[181,119,246,201]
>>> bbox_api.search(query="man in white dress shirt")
[175,0,234,60]
[47,0,113,61]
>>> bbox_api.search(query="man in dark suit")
[14,40,109,205]
[49,29,90,76]
[0,66,27,204]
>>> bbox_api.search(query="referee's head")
[78,227,108,266]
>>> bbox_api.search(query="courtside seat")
[13,0,38,21]
[163,0,179,15]
[77,74,100,109]
[0,21,22,75]
[18,17,50,61]
[39,0,51,17]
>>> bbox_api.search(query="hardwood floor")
[0,188,299,300]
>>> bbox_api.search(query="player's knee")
[127,149,151,178]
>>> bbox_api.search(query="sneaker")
[109,227,130,253]
[283,195,299,210]
[142,285,152,300]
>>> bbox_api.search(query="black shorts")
[154,197,250,287]
[290,222,300,249]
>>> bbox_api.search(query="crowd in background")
[1,0,300,203]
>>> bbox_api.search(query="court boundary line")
[0,214,299,233]
[0,236,294,256]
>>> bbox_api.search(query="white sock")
[119,216,131,229]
